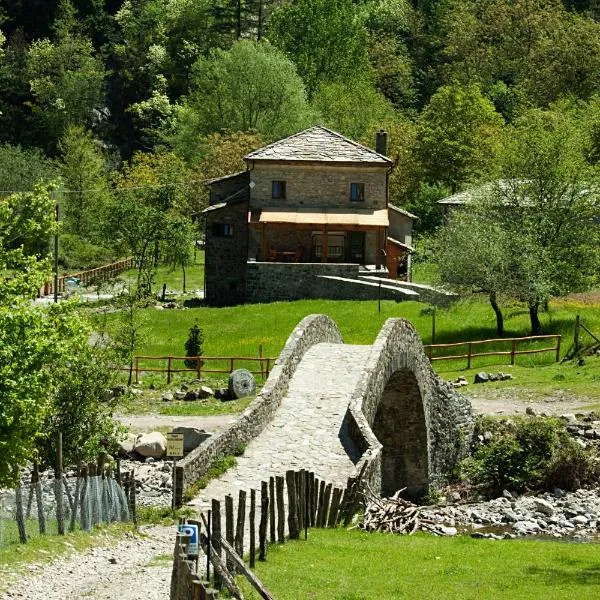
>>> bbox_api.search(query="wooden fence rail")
[423,334,561,369]
[126,352,276,384]
[40,257,135,296]
[170,469,364,599]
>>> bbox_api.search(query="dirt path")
[468,387,596,416]
[1,525,175,600]
[116,414,236,433]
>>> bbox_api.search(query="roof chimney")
[376,129,388,156]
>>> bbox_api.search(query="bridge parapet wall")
[175,314,343,505]
[347,318,473,495]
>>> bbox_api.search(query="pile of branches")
[359,484,447,536]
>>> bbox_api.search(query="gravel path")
[1,525,174,600]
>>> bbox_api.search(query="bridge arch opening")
[372,368,429,499]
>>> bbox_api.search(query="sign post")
[166,432,184,509]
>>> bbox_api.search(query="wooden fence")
[129,351,276,384]
[40,257,135,296]
[423,334,561,369]
[170,469,363,600]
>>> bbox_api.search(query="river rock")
[174,391,187,400]
[184,390,198,401]
[513,520,540,534]
[533,498,554,516]
[162,392,174,402]
[474,372,489,384]
[197,386,214,399]
[171,426,212,453]
[134,432,167,459]
[118,433,138,456]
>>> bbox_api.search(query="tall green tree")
[417,81,504,192]
[175,40,312,142]
[57,125,112,240]
[268,0,369,97]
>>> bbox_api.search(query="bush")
[184,322,204,369]
[460,415,597,495]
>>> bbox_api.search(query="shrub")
[184,322,204,369]
[460,415,597,495]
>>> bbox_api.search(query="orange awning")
[249,208,389,227]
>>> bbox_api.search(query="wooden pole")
[467,341,472,369]
[167,356,172,384]
[269,476,276,543]
[316,480,326,527]
[276,476,285,543]
[55,431,65,535]
[15,486,27,544]
[259,481,269,561]
[327,488,343,528]
[225,494,234,571]
[575,315,580,352]
[286,470,299,539]
[211,499,222,589]
[249,489,256,568]
[511,339,516,366]
[235,490,247,558]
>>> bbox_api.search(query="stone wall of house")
[209,172,249,205]
[346,318,473,498]
[175,314,344,505]
[248,163,388,210]
[245,262,410,303]
[204,200,249,306]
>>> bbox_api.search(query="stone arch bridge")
[180,315,473,509]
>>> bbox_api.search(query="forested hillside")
[2,0,600,268]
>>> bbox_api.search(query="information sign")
[166,433,184,458]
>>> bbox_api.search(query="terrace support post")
[376,228,382,270]
[321,227,328,263]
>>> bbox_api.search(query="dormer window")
[350,182,365,202]
[272,180,286,199]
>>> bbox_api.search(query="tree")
[110,152,194,293]
[417,81,504,192]
[434,211,515,335]
[57,125,112,240]
[184,322,204,369]
[0,185,86,486]
[489,108,600,333]
[162,214,195,293]
[268,0,369,98]
[26,34,105,151]
[311,79,395,141]
[176,40,312,141]
[110,288,148,386]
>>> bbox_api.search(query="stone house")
[203,126,416,306]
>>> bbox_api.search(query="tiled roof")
[244,126,392,165]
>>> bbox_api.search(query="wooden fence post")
[225,494,234,571]
[321,483,332,528]
[316,480,326,527]
[259,481,269,561]
[575,315,580,353]
[269,477,276,543]
[55,432,65,535]
[235,490,247,559]
[467,342,472,370]
[555,335,561,362]
[275,476,285,543]
[135,356,140,385]
[167,357,172,384]
[211,499,222,589]
[327,488,343,528]
[249,489,256,568]
[511,339,517,366]
[15,486,27,544]
[285,470,299,539]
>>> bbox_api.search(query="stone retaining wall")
[175,314,344,506]
[245,262,410,303]
[346,318,473,497]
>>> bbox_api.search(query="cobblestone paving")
[189,343,371,513]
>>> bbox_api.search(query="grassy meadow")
[239,528,600,600]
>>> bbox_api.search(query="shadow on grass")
[526,562,600,587]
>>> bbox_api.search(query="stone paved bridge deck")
[190,343,371,512]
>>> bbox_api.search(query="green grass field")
[118,257,205,294]
[240,528,600,600]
